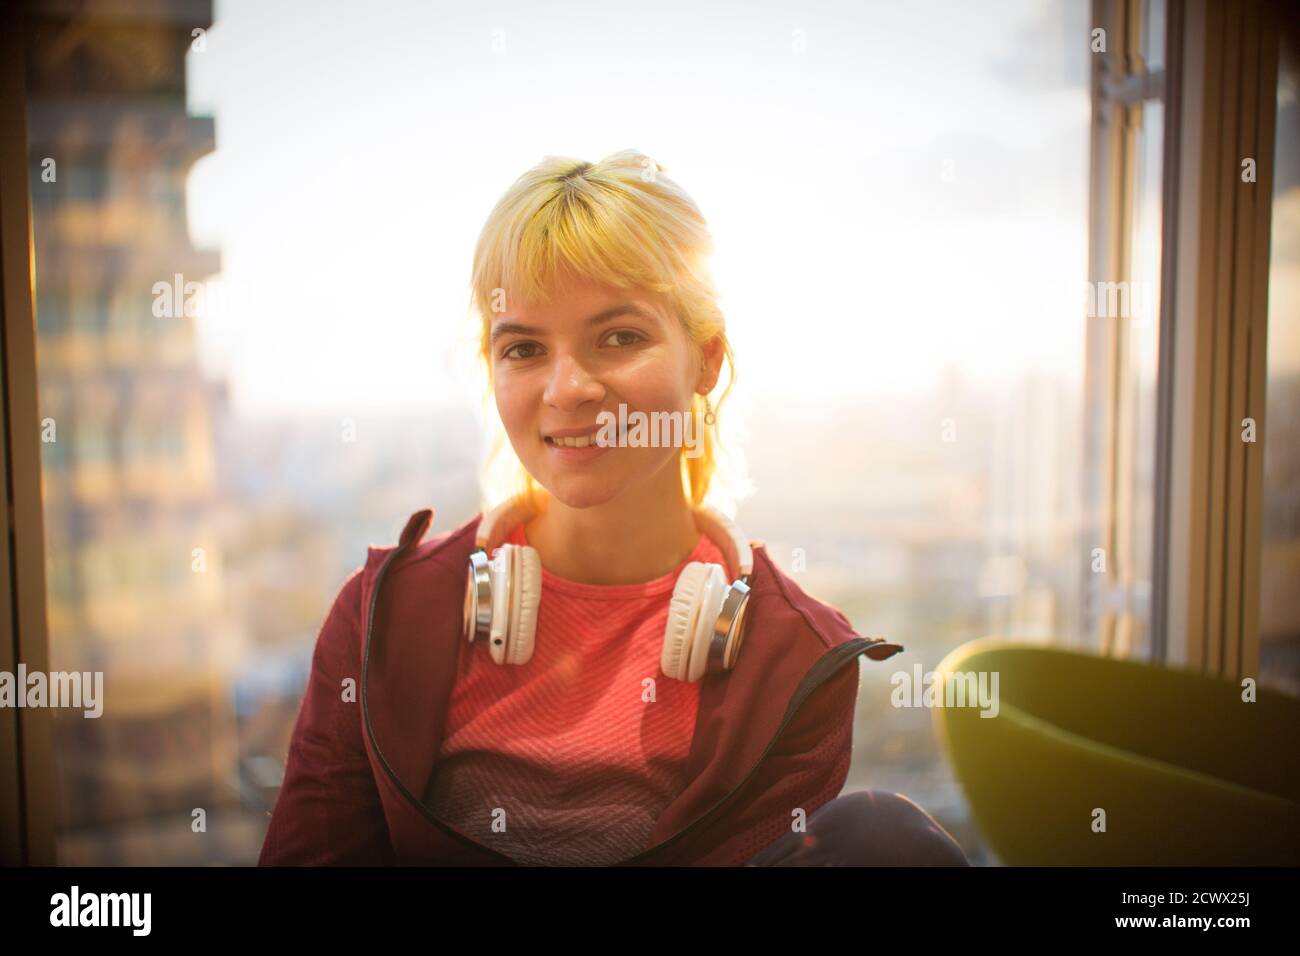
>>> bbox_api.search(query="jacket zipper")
[362,542,874,866]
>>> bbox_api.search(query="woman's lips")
[544,434,613,464]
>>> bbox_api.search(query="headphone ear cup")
[662,563,707,681]
[662,562,727,682]
[487,545,514,665]
[510,545,542,665]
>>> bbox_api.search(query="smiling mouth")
[543,419,628,448]
[544,434,599,449]
[542,433,612,463]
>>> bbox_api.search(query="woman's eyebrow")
[489,302,658,345]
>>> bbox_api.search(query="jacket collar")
[357,508,901,860]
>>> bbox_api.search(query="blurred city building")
[25,0,243,863]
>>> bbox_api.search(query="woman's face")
[489,273,721,509]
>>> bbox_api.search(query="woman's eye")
[603,329,644,348]
[502,342,542,361]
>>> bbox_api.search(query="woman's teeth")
[548,434,594,448]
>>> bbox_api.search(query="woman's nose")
[543,353,604,410]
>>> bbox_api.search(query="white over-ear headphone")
[463,490,754,683]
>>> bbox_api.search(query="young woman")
[259,150,968,867]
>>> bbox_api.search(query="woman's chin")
[534,472,624,511]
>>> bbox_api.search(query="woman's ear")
[697,334,725,393]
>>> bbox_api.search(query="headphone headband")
[475,491,547,552]
[475,489,754,579]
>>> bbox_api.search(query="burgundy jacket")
[258,507,903,866]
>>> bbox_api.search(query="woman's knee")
[746,788,971,866]
[780,790,970,866]
[826,790,970,865]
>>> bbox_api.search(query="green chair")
[931,639,1300,865]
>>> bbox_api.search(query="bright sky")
[186,0,1091,418]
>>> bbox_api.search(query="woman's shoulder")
[744,544,873,653]
[329,508,484,620]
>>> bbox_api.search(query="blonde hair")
[468,149,740,513]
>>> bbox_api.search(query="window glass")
[25,0,1094,865]
[1260,39,1300,695]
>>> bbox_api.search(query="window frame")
[0,7,59,866]
[1085,0,1280,678]
[1084,0,1169,661]
[1157,0,1278,678]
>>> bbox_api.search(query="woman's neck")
[522,471,701,586]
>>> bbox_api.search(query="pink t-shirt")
[426,524,729,865]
